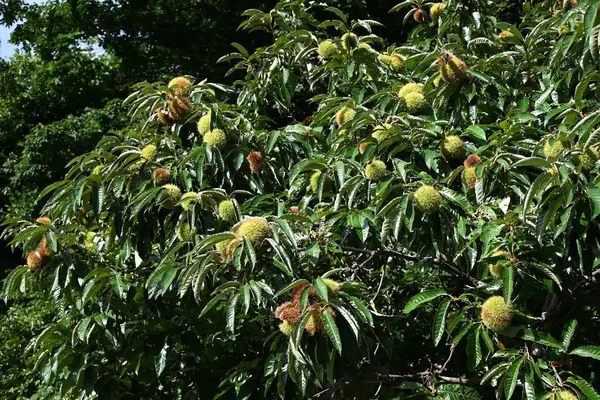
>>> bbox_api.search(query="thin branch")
[374,342,477,388]
[542,268,600,331]
[377,372,479,385]
[572,268,600,292]
[340,245,480,285]
[371,266,386,303]
[350,251,376,280]
[314,380,349,397]
[439,375,480,384]
[438,343,456,375]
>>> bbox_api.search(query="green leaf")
[439,188,474,212]
[432,299,451,347]
[512,157,552,169]
[566,377,600,400]
[467,327,482,371]
[45,231,58,252]
[584,0,600,47]
[314,277,329,302]
[480,328,494,353]
[570,345,600,360]
[36,180,68,201]
[277,219,297,249]
[155,342,167,377]
[503,265,514,303]
[325,6,347,23]
[331,304,359,341]
[504,358,523,400]
[517,328,564,350]
[481,362,511,385]
[465,125,486,140]
[226,293,239,333]
[110,273,125,299]
[75,317,93,343]
[349,296,374,326]
[522,172,552,217]
[435,384,482,400]
[523,368,536,400]
[242,237,257,268]
[403,288,447,314]
[196,232,236,252]
[274,279,308,298]
[230,42,248,57]
[289,158,327,185]
[587,185,600,219]
[322,309,342,355]
[199,289,232,317]
[389,0,413,13]
[335,160,345,187]
[561,320,578,350]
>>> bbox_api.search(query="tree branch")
[438,343,456,375]
[377,372,479,385]
[371,266,386,304]
[339,245,480,285]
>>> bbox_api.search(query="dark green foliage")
[2,100,127,217]
[0,52,122,163]
[7,0,280,82]
[0,288,56,400]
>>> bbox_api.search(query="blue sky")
[0,23,17,58]
[0,0,45,58]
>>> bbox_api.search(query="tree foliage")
[2,100,127,218]
[3,0,600,398]
[0,289,57,400]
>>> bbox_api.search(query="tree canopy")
[3,0,600,399]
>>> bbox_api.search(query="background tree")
[0,289,57,399]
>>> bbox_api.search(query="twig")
[439,343,456,375]
[439,376,480,384]
[571,268,600,292]
[371,266,386,303]
[340,245,480,285]
[350,251,376,280]
[542,268,600,331]
[374,342,476,388]
[378,372,479,385]
[314,380,349,398]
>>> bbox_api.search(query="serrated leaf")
[322,309,342,355]
[45,231,58,252]
[274,279,309,298]
[587,185,600,219]
[561,320,578,350]
[524,369,536,400]
[481,362,511,385]
[314,277,329,302]
[432,299,451,347]
[331,304,359,341]
[199,289,232,317]
[403,288,447,314]
[155,342,167,377]
[512,157,552,169]
[517,328,564,350]
[439,188,474,212]
[566,377,600,400]
[504,358,523,399]
[436,384,482,400]
[467,327,482,371]
[570,345,600,360]
[465,125,486,140]
[226,293,239,333]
